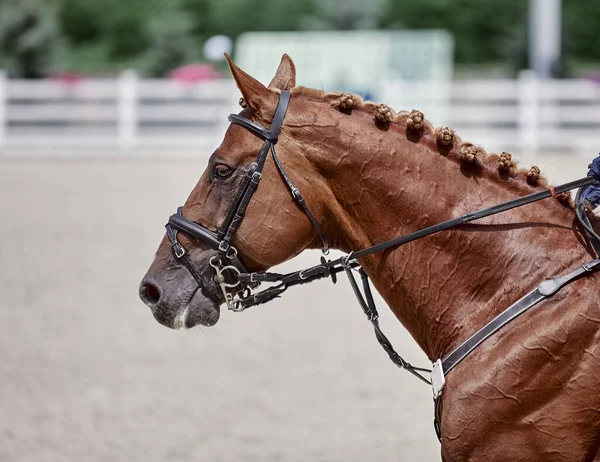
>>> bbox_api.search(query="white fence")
[0,71,238,156]
[382,71,600,157]
[1,70,600,157]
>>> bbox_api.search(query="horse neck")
[298,104,588,360]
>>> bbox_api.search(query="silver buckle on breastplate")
[431,359,446,399]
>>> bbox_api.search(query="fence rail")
[1,70,600,157]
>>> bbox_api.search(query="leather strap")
[223,90,328,254]
[440,258,600,377]
[349,176,596,262]
[227,90,291,142]
[342,263,432,384]
[166,89,330,304]
[167,207,248,274]
[271,145,329,253]
[217,91,290,251]
[217,162,259,240]
[168,207,220,249]
[431,257,600,441]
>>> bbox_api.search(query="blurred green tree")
[303,0,385,30]
[182,0,316,39]
[145,8,200,77]
[58,0,157,61]
[0,0,65,78]
[106,15,148,60]
[58,0,102,44]
[103,0,157,60]
[381,0,527,65]
[564,0,600,63]
[41,0,600,76]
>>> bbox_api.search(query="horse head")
[139,55,333,329]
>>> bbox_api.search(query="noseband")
[163,89,600,441]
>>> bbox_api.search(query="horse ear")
[268,54,296,90]
[224,53,275,113]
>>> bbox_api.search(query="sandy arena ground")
[0,153,590,461]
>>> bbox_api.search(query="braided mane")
[287,86,573,208]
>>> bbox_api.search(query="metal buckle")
[298,268,310,280]
[218,240,230,253]
[431,359,446,399]
[251,171,262,184]
[249,272,260,283]
[247,162,258,176]
[291,187,301,200]
[173,242,185,258]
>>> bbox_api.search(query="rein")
[164,90,600,440]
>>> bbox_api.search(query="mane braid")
[289,85,571,208]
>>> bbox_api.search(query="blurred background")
[0,1,597,461]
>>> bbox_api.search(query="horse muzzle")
[139,251,223,329]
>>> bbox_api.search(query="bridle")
[165,90,329,310]
[164,90,600,441]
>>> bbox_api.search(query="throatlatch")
[164,88,600,442]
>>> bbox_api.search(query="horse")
[139,54,600,460]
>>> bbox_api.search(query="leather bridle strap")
[216,90,293,255]
[344,263,432,384]
[166,206,247,278]
[165,90,330,304]
[216,157,263,243]
[236,176,597,308]
[225,91,329,254]
[164,91,294,286]
[271,145,329,253]
[346,176,596,262]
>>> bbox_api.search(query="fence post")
[0,70,6,152]
[518,69,539,159]
[118,70,138,152]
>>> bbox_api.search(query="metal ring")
[229,299,245,312]
[220,265,242,288]
[209,255,222,270]
[225,246,238,260]
[341,252,355,268]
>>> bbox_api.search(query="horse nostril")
[140,281,162,307]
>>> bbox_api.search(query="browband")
[228,90,291,141]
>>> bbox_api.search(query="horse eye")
[214,164,234,179]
